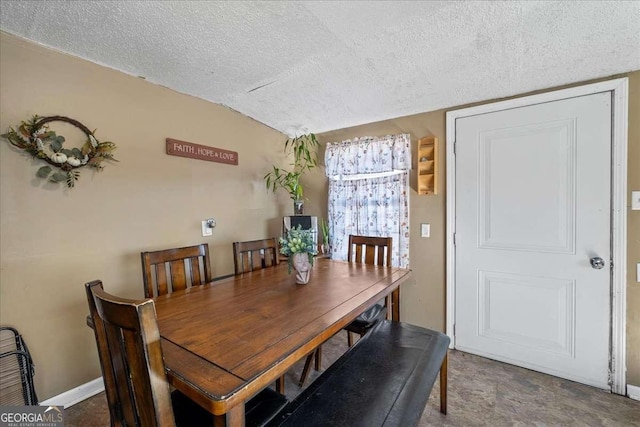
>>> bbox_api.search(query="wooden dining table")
[153,257,411,426]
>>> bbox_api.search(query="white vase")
[292,253,311,284]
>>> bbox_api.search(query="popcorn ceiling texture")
[1,1,639,135]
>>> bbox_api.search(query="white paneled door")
[454,92,612,389]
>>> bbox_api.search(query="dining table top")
[153,257,411,421]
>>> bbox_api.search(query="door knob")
[590,257,605,269]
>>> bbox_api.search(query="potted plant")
[264,133,319,215]
[279,225,318,284]
[320,217,330,256]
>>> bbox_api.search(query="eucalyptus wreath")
[1,115,117,188]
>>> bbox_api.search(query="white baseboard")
[628,384,640,401]
[40,377,104,408]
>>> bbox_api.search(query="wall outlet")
[421,223,430,238]
[632,191,640,210]
[201,220,213,237]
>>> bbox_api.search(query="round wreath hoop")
[1,115,117,188]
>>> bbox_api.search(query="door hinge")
[453,233,456,246]
[453,324,456,336]
[453,140,457,155]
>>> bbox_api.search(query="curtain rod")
[327,133,410,147]
[328,169,406,181]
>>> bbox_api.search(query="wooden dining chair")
[233,238,279,274]
[85,280,287,427]
[141,243,212,298]
[344,235,393,344]
[233,237,288,393]
[298,234,392,387]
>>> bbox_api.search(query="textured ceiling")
[1,1,639,135]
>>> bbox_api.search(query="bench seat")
[268,320,450,427]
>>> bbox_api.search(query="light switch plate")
[637,263,640,283]
[421,223,430,238]
[201,220,213,237]
[632,191,640,210]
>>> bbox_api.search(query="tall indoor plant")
[264,133,319,214]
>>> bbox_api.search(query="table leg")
[315,346,322,370]
[391,288,400,321]
[385,295,392,320]
[299,351,315,387]
[213,404,244,427]
[440,352,448,415]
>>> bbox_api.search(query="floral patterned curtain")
[325,134,411,267]
[325,134,411,177]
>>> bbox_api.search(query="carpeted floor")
[65,330,640,426]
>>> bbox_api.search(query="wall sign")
[166,138,238,165]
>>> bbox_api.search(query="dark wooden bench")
[268,320,450,427]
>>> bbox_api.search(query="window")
[325,134,411,267]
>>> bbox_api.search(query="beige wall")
[315,71,640,387]
[0,32,292,399]
[1,31,638,401]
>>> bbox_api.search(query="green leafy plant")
[264,133,320,202]
[320,217,330,248]
[279,225,318,273]
[1,115,117,188]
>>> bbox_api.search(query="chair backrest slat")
[104,326,138,426]
[376,246,386,265]
[347,235,392,267]
[156,266,169,297]
[141,244,212,298]
[233,238,280,274]
[85,280,175,427]
[251,251,262,271]
[264,251,277,267]
[169,260,187,292]
[190,258,202,285]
